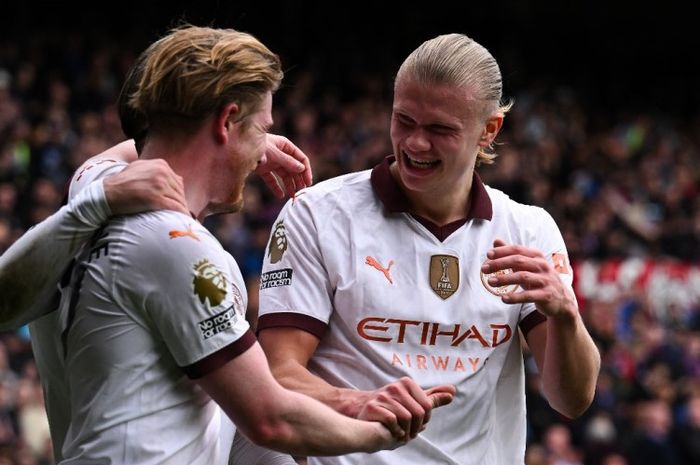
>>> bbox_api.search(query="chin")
[205,199,243,217]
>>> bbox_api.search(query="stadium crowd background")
[0,2,698,464]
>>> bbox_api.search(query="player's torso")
[307,181,529,465]
[55,211,238,464]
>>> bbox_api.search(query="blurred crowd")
[0,31,699,465]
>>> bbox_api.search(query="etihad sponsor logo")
[391,352,486,373]
[169,224,200,241]
[268,221,288,264]
[480,266,518,296]
[260,268,293,290]
[429,255,459,299]
[357,317,512,348]
[365,256,394,284]
[193,259,228,307]
[198,305,238,339]
[552,252,571,274]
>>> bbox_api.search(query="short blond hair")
[396,33,512,165]
[126,25,283,136]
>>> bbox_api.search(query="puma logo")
[365,256,395,284]
[169,224,200,241]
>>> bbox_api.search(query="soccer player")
[26,25,434,465]
[257,33,601,464]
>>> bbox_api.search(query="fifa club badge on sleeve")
[429,255,459,299]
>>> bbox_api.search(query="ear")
[213,102,240,145]
[478,113,504,148]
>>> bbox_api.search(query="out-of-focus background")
[1,1,698,464]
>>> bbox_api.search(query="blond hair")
[125,25,283,136]
[396,33,512,165]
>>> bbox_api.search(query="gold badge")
[193,259,228,307]
[268,221,288,264]
[480,267,518,296]
[429,255,459,300]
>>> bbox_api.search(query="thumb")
[492,238,507,248]
[426,385,456,409]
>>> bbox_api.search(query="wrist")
[335,388,366,418]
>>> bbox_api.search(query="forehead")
[393,78,481,124]
[251,92,274,126]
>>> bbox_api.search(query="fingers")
[425,384,456,409]
[359,378,456,440]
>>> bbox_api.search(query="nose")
[405,129,431,152]
[258,152,267,165]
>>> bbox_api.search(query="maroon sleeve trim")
[256,312,327,339]
[519,311,547,336]
[182,329,257,379]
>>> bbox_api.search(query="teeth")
[406,154,438,168]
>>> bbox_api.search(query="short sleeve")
[115,213,253,374]
[257,196,334,337]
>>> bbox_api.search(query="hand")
[255,134,312,198]
[103,159,188,215]
[480,239,578,320]
[356,377,456,440]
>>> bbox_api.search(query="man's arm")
[0,151,187,330]
[481,239,601,418]
[258,327,456,440]
[197,341,402,456]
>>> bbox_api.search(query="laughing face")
[389,78,496,205]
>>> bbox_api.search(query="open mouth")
[404,151,440,169]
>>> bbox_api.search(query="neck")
[389,163,473,226]
[139,134,212,220]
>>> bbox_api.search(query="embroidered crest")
[193,259,228,307]
[429,255,459,299]
[268,221,288,264]
[480,267,518,296]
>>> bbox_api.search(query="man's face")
[389,78,489,202]
[209,92,273,215]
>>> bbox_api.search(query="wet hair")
[396,33,512,165]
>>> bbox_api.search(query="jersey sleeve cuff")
[519,310,546,336]
[68,179,112,226]
[256,312,328,339]
[182,329,257,379]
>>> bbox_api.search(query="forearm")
[256,388,389,456]
[0,180,110,329]
[272,358,367,418]
[540,311,600,418]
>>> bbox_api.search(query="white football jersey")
[30,159,250,464]
[258,156,572,465]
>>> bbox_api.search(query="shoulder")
[115,211,224,266]
[69,159,128,200]
[486,185,554,223]
[279,170,373,217]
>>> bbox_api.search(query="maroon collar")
[370,155,493,220]
[370,156,492,241]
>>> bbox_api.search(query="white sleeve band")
[64,178,112,231]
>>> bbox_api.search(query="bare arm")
[481,239,600,418]
[258,327,455,440]
[196,342,401,456]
